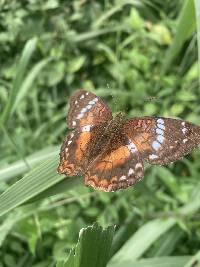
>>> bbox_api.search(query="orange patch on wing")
[75,132,91,161]
[79,103,106,127]
[132,133,151,152]
[99,179,109,187]
[95,146,130,171]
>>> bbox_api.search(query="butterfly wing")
[85,135,144,192]
[58,131,88,176]
[67,90,112,129]
[124,117,200,165]
[58,125,103,176]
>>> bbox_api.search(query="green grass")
[0,1,199,266]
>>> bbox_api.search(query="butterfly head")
[107,112,125,135]
[115,112,124,122]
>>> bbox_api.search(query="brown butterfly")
[57,90,200,192]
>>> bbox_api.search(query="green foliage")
[0,0,199,267]
[57,223,115,267]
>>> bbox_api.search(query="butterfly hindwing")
[124,117,200,165]
[67,90,112,129]
[85,135,144,192]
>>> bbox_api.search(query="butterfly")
[57,90,200,192]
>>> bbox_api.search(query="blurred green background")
[0,0,200,266]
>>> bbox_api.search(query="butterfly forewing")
[124,117,200,165]
[85,135,144,192]
[67,90,112,129]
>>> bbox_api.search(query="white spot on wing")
[87,104,92,109]
[68,140,72,145]
[152,141,161,151]
[183,138,188,143]
[77,113,84,119]
[149,154,158,160]
[81,107,87,113]
[81,125,92,132]
[157,135,164,143]
[72,121,76,126]
[80,94,85,99]
[128,168,134,176]
[157,118,164,124]
[157,123,165,130]
[127,141,138,153]
[156,128,164,135]
[182,127,187,134]
[119,175,127,181]
[135,162,143,169]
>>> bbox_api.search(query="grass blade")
[0,157,82,217]
[109,182,200,266]
[195,0,200,86]
[13,58,52,111]
[0,38,37,126]
[109,218,176,267]
[162,0,196,73]
[108,256,191,267]
[0,146,59,182]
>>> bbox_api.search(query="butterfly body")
[58,90,200,192]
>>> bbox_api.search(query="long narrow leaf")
[0,158,82,217]
[13,58,52,111]
[0,38,37,126]
[0,146,59,182]
[109,182,200,266]
[195,0,200,86]
[162,0,196,73]
[108,256,191,267]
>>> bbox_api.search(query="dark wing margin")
[124,117,200,165]
[67,90,112,129]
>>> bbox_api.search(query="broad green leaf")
[0,157,82,217]
[0,38,37,126]
[163,0,196,73]
[57,223,115,267]
[108,256,191,267]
